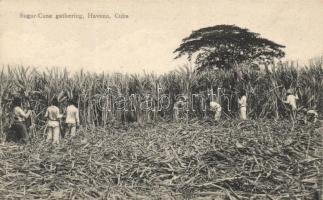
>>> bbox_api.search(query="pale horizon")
[1,0,323,74]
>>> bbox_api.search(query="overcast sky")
[1,0,323,74]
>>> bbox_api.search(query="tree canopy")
[174,25,285,71]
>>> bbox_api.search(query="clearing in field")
[0,120,321,200]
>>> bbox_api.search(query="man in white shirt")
[283,89,299,120]
[65,99,80,137]
[45,98,62,144]
[238,92,247,120]
[284,90,298,110]
[210,100,222,121]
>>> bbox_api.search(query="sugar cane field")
[0,59,323,199]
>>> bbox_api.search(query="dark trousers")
[7,121,28,143]
[286,104,296,120]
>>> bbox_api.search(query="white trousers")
[46,126,60,144]
[240,107,247,120]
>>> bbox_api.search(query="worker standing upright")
[45,98,62,145]
[238,91,247,120]
[65,99,80,138]
[283,89,299,120]
[9,97,32,143]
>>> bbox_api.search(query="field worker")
[305,109,318,123]
[9,97,32,143]
[173,96,188,121]
[283,89,299,120]
[238,91,247,120]
[65,99,80,138]
[45,98,62,144]
[210,100,222,121]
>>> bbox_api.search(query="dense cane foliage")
[0,57,322,199]
[0,57,322,138]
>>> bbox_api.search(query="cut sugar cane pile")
[0,120,322,199]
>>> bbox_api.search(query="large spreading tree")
[174,25,285,71]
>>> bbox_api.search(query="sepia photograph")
[0,0,323,199]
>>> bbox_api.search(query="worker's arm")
[75,109,80,126]
[17,107,31,119]
[282,97,289,104]
[57,109,63,119]
[44,108,48,119]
